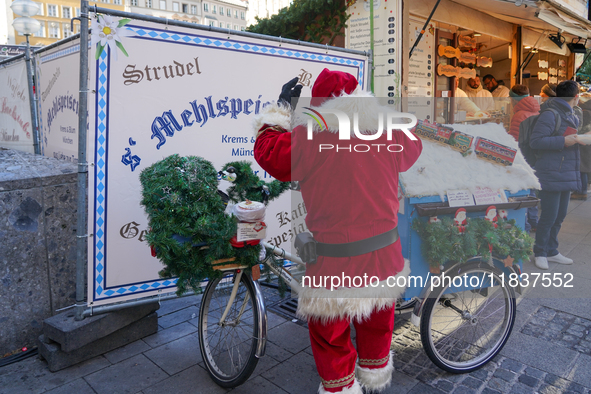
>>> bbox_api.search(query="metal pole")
[409,0,441,59]
[24,35,40,155]
[369,0,374,93]
[75,0,90,321]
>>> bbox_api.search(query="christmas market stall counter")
[398,122,540,301]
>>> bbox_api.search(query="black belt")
[315,227,399,258]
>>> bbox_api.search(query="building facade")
[126,0,202,24]
[201,0,248,31]
[9,0,124,46]
[246,0,291,27]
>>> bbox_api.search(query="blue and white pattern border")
[127,24,366,88]
[92,47,179,302]
[39,44,81,64]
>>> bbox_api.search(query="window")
[173,2,179,11]
[219,6,223,15]
[47,4,58,17]
[160,0,166,9]
[234,10,238,18]
[131,0,138,5]
[241,26,245,31]
[203,3,208,12]
[49,22,60,38]
[191,4,197,14]
[182,3,188,13]
[226,8,231,16]
[63,23,72,38]
[34,2,43,15]
[233,24,238,30]
[212,5,216,13]
[219,21,224,28]
[113,0,122,4]
[208,20,214,26]
[75,7,80,16]
[35,21,45,37]
[100,0,109,3]
[240,11,244,20]
[146,0,152,8]
[62,6,71,19]
[227,23,231,29]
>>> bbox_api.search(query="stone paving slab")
[141,365,227,394]
[142,333,202,375]
[84,354,168,394]
[103,339,152,364]
[157,305,200,329]
[267,321,311,354]
[0,354,110,394]
[142,321,197,349]
[230,375,289,393]
[43,378,95,394]
[262,350,321,394]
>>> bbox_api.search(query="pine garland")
[222,161,290,203]
[412,216,534,270]
[139,154,288,295]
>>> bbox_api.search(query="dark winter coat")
[577,100,591,173]
[530,98,580,191]
[509,97,540,141]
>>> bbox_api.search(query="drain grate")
[268,297,306,325]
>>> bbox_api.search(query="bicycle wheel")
[420,261,516,373]
[198,271,260,387]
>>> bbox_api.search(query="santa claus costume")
[253,69,423,393]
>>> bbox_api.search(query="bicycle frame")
[212,241,304,358]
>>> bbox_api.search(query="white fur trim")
[318,380,363,394]
[356,352,394,393]
[293,87,410,139]
[252,103,292,136]
[297,259,411,323]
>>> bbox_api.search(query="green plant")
[246,0,350,46]
[139,155,289,295]
[412,216,534,270]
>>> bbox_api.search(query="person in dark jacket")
[530,80,581,270]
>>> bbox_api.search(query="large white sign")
[36,39,84,161]
[87,16,368,305]
[0,60,34,153]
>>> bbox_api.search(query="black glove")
[278,77,303,110]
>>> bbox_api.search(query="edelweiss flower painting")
[91,14,136,60]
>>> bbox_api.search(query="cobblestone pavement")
[0,198,590,394]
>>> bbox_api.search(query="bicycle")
[197,240,517,387]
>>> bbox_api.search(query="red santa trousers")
[308,304,396,393]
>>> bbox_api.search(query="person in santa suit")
[253,69,423,394]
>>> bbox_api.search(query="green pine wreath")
[139,154,288,295]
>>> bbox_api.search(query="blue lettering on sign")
[149,94,264,149]
[150,111,183,149]
[122,138,141,171]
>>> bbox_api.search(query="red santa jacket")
[253,90,423,321]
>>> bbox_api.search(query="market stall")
[397,122,540,300]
